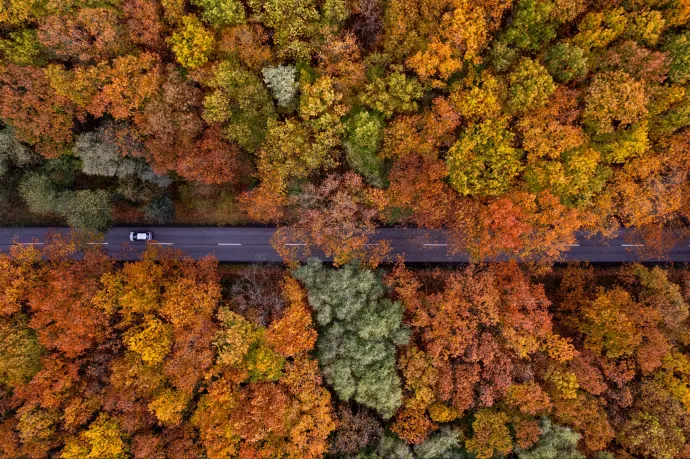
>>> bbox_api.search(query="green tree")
[507,57,555,115]
[525,147,609,207]
[293,259,409,419]
[75,129,171,185]
[19,173,60,215]
[517,418,585,459]
[203,59,276,152]
[361,69,424,118]
[618,411,685,459]
[74,131,139,178]
[0,0,45,26]
[42,154,78,189]
[624,9,665,46]
[367,429,471,459]
[503,0,558,52]
[257,118,324,185]
[0,314,43,388]
[664,31,690,85]
[345,111,387,187]
[63,190,112,232]
[371,434,411,459]
[192,0,246,28]
[0,126,40,177]
[144,195,175,224]
[0,28,43,65]
[321,0,348,24]
[415,428,469,459]
[487,40,519,73]
[592,121,649,164]
[446,118,524,196]
[544,43,588,83]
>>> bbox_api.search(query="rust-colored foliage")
[38,8,130,63]
[273,172,390,267]
[177,126,243,185]
[0,65,77,157]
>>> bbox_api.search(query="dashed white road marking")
[285,243,306,246]
[565,244,580,247]
[87,242,108,245]
[18,242,43,245]
[151,242,173,245]
[423,243,448,247]
[621,244,644,247]
[218,243,242,246]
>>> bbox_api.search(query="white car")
[129,231,152,242]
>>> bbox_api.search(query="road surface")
[0,227,688,263]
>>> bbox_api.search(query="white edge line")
[151,242,173,245]
[218,243,242,246]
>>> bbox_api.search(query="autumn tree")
[122,0,167,51]
[507,57,555,115]
[582,70,648,135]
[446,117,524,196]
[137,66,205,174]
[466,409,513,459]
[177,126,243,185]
[388,262,574,442]
[247,0,320,60]
[274,173,388,266]
[37,8,129,63]
[517,418,584,459]
[0,65,76,157]
[330,405,383,454]
[61,414,128,459]
[168,15,215,69]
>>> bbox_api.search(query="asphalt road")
[0,227,688,263]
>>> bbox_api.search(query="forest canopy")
[0,0,690,260]
[1,238,690,458]
[4,1,690,457]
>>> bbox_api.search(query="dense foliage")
[1,238,690,458]
[0,0,689,259]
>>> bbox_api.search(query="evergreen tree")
[517,418,585,459]
[294,259,409,418]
